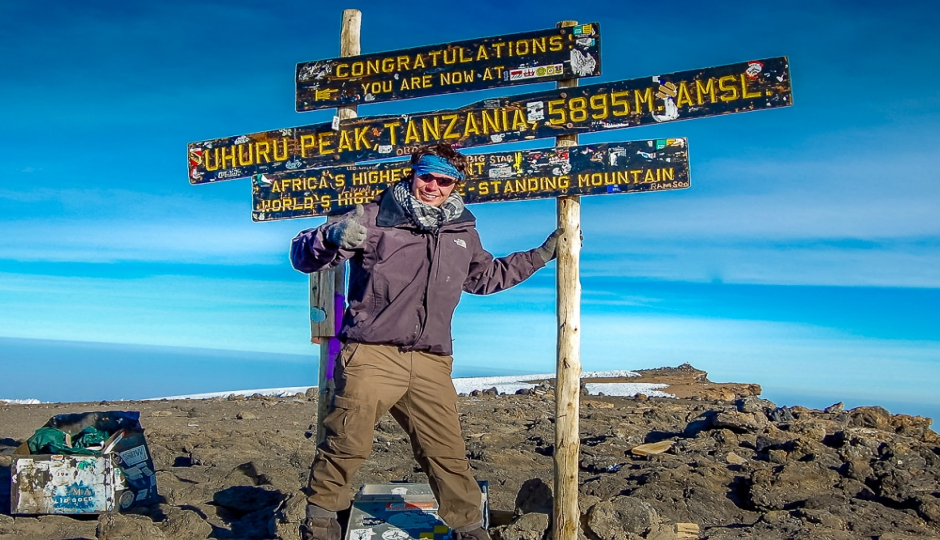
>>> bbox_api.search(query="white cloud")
[582,241,940,287]
[0,271,314,355]
[0,186,319,264]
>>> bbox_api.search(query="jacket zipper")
[413,231,440,348]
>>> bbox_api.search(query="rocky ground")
[1,365,938,540]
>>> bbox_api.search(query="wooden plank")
[296,24,601,110]
[309,264,335,338]
[315,8,361,446]
[676,523,701,539]
[631,440,674,456]
[250,138,690,220]
[187,57,789,184]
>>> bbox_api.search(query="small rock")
[584,400,614,409]
[237,411,258,420]
[793,508,845,529]
[0,514,14,534]
[916,496,940,524]
[497,512,549,540]
[726,452,748,465]
[272,492,308,540]
[755,431,788,453]
[736,396,776,414]
[675,523,701,539]
[844,458,873,482]
[847,406,892,430]
[789,421,827,442]
[305,387,318,400]
[97,512,166,540]
[160,508,212,540]
[768,407,796,423]
[579,493,601,515]
[588,495,660,538]
[711,411,767,432]
[824,402,844,413]
[151,410,174,417]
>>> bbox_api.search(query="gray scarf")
[392,180,465,233]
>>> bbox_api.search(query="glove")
[325,205,367,249]
[536,227,564,263]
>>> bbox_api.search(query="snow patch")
[148,386,312,401]
[1,398,42,405]
[585,383,674,398]
[146,370,644,401]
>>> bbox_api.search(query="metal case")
[345,482,489,540]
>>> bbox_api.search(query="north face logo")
[454,238,467,248]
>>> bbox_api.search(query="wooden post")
[314,8,361,445]
[553,19,582,540]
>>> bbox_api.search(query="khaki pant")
[307,343,483,531]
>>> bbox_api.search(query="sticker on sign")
[119,445,148,467]
[509,64,564,81]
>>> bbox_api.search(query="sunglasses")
[417,173,458,187]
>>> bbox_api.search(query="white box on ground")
[345,482,489,540]
[10,454,123,514]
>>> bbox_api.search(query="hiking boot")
[300,504,341,540]
[452,527,492,540]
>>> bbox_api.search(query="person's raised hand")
[325,205,367,249]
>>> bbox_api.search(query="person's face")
[411,172,458,207]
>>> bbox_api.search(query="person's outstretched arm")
[290,205,368,273]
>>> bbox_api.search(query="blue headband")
[413,154,464,181]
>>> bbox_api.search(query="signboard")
[296,24,601,110]
[189,57,789,185]
[11,455,118,514]
[252,138,689,221]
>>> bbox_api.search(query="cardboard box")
[11,454,120,514]
[345,482,489,540]
[10,411,158,514]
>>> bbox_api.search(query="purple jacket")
[290,190,546,355]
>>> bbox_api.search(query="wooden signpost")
[187,57,791,184]
[189,11,793,540]
[310,9,361,446]
[251,138,689,220]
[296,23,601,110]
[553,21,581,540]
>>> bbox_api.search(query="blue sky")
[1,1,938,416]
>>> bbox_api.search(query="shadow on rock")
[644,430,682,444]
[210,485,286,539]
